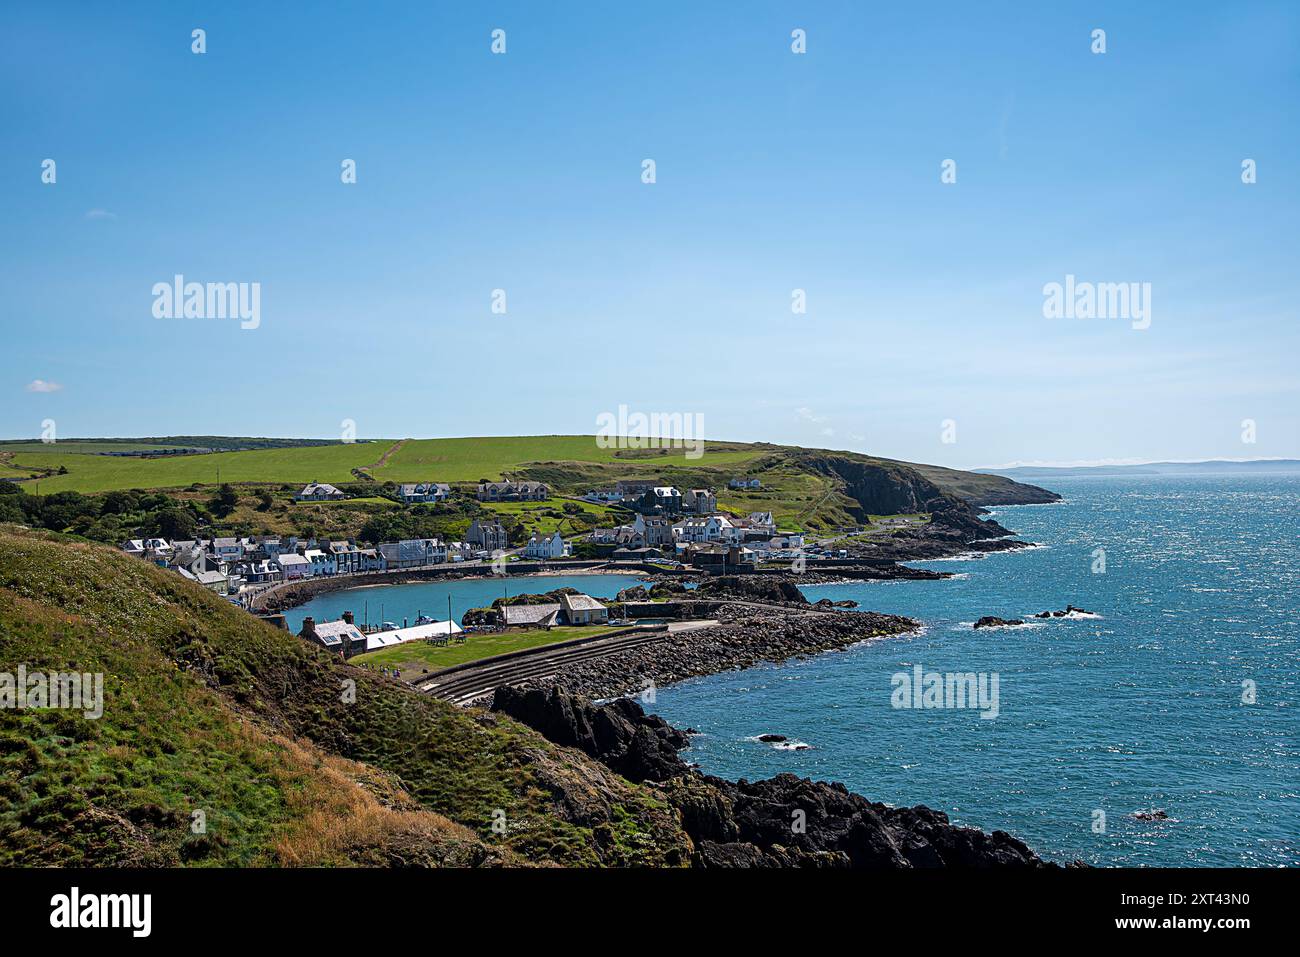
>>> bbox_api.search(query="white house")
[676,515,720,544]
[729,477,762,490]
[559,593,609,625]
[301,549,336,577]
[212,537,245,563]
[275,552,312,580]
[717,516,741,544]
[378,538,446,568]
[676,515,741,545]
[583,489,622,505]
[296,482,346,501]
[123,538,173,565]
[747,512,777,534]
[524,531,567,560]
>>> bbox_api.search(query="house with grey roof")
[466,519,508,551]
[524,530,567,560]
[399,482,451,503]
[476,480,548,502]
[299,614,368,658]
[296,481,345,501]
[502,603,562,628]
[558,592,608,625]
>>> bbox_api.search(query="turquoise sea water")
[285,573,647,634]
[651,474,1298,866]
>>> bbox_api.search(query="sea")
[287,475,1298,866]
[285,572,648,634]
[653,474,1300,866]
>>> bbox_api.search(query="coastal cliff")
[493,686,1053,868]
[790,451,1060,514]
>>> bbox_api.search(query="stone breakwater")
[494,603,918,702]
[492,686,1062,868]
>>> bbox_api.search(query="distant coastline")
[978,458,1300,480]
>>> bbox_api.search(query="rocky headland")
[493,686,1062,868]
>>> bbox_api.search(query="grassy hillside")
[1,435,1057,534]
[0,526,692,867]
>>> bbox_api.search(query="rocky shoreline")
[474,603,918,704]
[492,686,1066,868]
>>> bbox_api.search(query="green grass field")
[6,435,763,494]
[352,624,626,675]
[8,442,386,493]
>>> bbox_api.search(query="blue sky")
[2,1,1297,468]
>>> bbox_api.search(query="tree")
[100,490,140,515]
[255,490,274,511]
[209,484,239,518]
[155,507,197,540]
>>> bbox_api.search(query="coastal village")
[119,475,817,661]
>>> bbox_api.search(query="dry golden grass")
[259,728,515,867]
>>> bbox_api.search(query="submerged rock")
[1034,604,1095,619]
[1132,810,1170,821]
[974,616,1024,629]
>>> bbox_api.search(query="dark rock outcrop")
[495,687,1055,869]
[974,616,1025,629]
[1132,810,1169,821]
[1032,605,1095,619]
[694,576,807,604]
[492,686,689,784]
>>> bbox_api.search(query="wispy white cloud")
[84,209,117,220]
[25,379,63,393]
